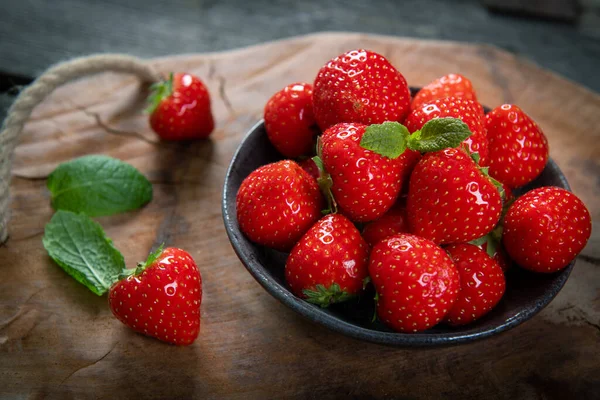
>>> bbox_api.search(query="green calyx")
[469,226,503,258]
[119,243,165,280]
[313,137,338,215]
[303,283,353,308]
[359,118,473,159]
[145,73,174,114]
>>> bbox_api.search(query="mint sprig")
[42,210,125,295]
[359,118,472,158]
[47,155,153,217]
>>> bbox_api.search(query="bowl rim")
[222,120,576,347]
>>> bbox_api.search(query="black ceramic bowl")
[222,95,575,346]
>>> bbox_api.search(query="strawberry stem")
[118,244,165,280]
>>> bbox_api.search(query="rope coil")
[0,54,161,243]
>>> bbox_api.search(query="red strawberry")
[320,123,420,222]
[361,202,410,247]
[236,160,323,251]
[264,82,317,158]
[285,214,369,306]
[299,158,320,181]
[485,104,549,188]
[405,96,489,165]
[369,234,460,332]
[412,73,478,110]
[148,73,214,140]
[407,148,502,244]
[503,187,591,272]
[444,244,506,326]
[313,49,411,130]
[108,246,202,345]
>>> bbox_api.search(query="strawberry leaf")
[303,283,353,307]
[312,155,338,215]
[470,151,481,165]
[42,210,125,296]
[407,117,472,153]
[468,236,488,246]
[145,72,173,114]
[360,122,409,159]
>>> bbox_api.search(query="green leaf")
[470,152,481,165]
[145,72,173,114]
[47,155,153,217]
[303,283,353,308]
[407,117,472,153]
[486,234,498,258]
[42,210,125,295]
[311,155,324,173]
[134,243,164,275]
[468,236,488,246]
[360,122,409,159]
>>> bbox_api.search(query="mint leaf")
[360,122,409,158]
[407,117,472,153]
[47,155,153,217]
[42,210,125,295]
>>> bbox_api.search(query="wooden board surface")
[1,33,599,399]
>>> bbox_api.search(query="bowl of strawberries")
[222,50,592,346]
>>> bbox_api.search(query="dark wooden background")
[0,1,599,399]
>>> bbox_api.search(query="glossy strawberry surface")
[412,73,478,110]
[361,202,410,248]
[444,244,506,326]
[407,148,502,244]
[109,248,202,345]
[321,123,420,222]
[485,104,549,188]
[286,214,369,306]
[236,160,323,251]
[405,96,489,165]
[503,187,591,272]
[264,82,317,158]
[149,72,214,140]
[369,234,460,332]
[313,49,411,130]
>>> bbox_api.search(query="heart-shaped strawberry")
[109,246,202,345]
[407,147,502,244]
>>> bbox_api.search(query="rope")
[0,54,161,243]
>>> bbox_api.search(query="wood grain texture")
[1,33,599,399]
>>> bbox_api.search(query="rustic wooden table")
[0,33,598,399]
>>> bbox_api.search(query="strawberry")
[147,73,214,140]
[369,234,460,332]
[313,49,411,130]
[444,244,506,326]
[236,160,323,252]
[405,96,489,165]
[407,148,502,244]
[108,246,202,345]
[285,214,369,306]
[502,187,591,272]
[485,104,549,188]
[299,158,320,181]
[412,73,478,110]
[361,202,410,248]
[264,82,317,158]
[319,122,420,222]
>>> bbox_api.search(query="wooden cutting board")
[1,32,599,399]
